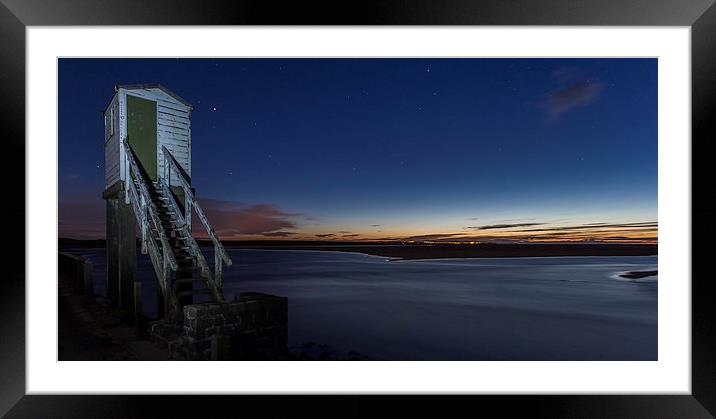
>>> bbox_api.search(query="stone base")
[152,292,288,360]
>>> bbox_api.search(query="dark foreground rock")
[287,342,371,361]
[619,270,658,279]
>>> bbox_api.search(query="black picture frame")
[2,0,714,417]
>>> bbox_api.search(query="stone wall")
[180,292,288,360]
[58,251,93,296]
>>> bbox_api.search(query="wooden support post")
[117,191,137,314]
[134,281,143,334]
[105,198,120,306]
[105,182,137,312]
[156,286,166,320]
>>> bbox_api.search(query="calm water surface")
[64,247,657,360]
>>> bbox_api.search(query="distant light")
[212,107,217,111]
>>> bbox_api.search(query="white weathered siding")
[104,95,120,189]
[123,88,192,187]
[105,86,192,192]
[157,101,191,188]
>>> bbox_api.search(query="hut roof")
[103,83,194,113]
[116,83,194,109]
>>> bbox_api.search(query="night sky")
[58,58,657,243]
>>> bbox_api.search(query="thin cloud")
[466,223,545,231]
[198,198,301,238]
[315,234,335,238]
[58,196,304,240]
[262,231,297,238]
[509,221,657,233]
[545,81,604,121]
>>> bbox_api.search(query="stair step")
[177,289,212,297]
[175,278,207,284]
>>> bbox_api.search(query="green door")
[127,95,158,180]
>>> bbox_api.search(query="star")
[426,68,430,73]
[212,107,217,111]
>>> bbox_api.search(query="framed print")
[2,0,715,416]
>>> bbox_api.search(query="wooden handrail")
[123,140,178,271]
[158,178,224,302]
[161,145,233,268]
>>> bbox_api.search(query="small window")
[104,105,115,141]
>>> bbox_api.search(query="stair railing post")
[185,190,192,231]
[139,193,148,254]
[214,245,222,289]
[165,153,171,192]
[162,246,171,319]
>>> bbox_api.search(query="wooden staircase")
[122,139,232,321]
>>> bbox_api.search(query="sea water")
[64,247,657,360]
